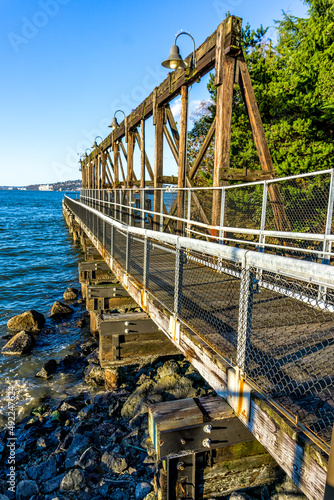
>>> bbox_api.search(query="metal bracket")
[169,316,181,344]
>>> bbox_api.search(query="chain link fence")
[65,195,334,450]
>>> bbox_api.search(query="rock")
[63,288,78,301]
[59,354,77,367]
[80,340,98,356]
[41,474,65,494]
[36,437,47,449]
[7,310,45,332]
[16,480,39,500]
[105,368,119,390]
[135,482,152,500]
[76,318,86,328]
[60,469,85,491]
[35,359,57,378]
[26,457,57,482]
[84,364,105,386]
[85,349,99,364]
[101,451,128,473]
[79,446,101,471]
[50,301,74,317]
[1,331,35,355]
[66,434,91,459]
[157,360,179,378]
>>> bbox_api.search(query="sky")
[1,0,309,186]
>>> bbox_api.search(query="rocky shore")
[0,286,307,500]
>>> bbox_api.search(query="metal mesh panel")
[146,240,176,312]
[114,229,126,269]
[265,174,331,234]
[128,235,144,283]
[225,184,263,230]
[179,252,241,361]
[241,268,334,445]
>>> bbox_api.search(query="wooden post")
[127,132,134,188]
[212,21,235,233]
[113,140,119,186]
[177,86,188,235]
[154,106,164,230]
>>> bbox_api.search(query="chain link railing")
[80,169,334,264]
[64,191,334,452]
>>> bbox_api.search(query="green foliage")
[187,1,334,184]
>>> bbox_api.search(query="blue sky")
[1,0,308,186]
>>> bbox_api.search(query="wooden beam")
[101,151,106,189]
[82,15,242,167]
[188,118,216,180]
[127,132,134,187]
[113,142,119,185]
[154,106,164,230]
[134,130,154,181]
[163,124,179,164]
[238,59,291,232]
[212,54,235,228]
[140,119,145,190]
[177,86,188,235]
[166,105,180,150]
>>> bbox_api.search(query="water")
[0,190,91,426]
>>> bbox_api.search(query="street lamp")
[92,136,103,149]
[161,32,196,70]
[85,148,92,158]
[109,110,126,129]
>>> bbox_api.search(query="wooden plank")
[214,21,226,86]
[166,105,180,150]
[163,124,178,164]
[177,85,188,235]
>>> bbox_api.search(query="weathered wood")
[113,141,119,185]
[140,119,145,189]
[188,118,216,180]
[163,124,178,164]
[177,86,188,235]
[134,130,154,181]
[238,58,291,232]
[154,106,164,230]
[127,132,134,187]
[212,55,235,230]
[82,15,242,167]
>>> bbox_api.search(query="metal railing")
[80,169,334,264]
[65,193,334,452]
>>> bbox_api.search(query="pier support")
[99,312,179,368]
[149,396,279,500]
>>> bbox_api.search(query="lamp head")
[109,117,119,129]
[161,44,187,70]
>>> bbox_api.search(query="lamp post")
[161,31,196,70]
[85,148,92,190]
[109,110,126,130]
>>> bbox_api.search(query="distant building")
[39,184,53,191]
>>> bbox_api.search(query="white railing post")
[219,187,226,244]
[259,181,268,253]
[187,189,191,238]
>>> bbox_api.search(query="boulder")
[84,364,106,386]
[60,469,85,491]
[1,331,35,355]
[63,288,78,301]
[7,310,45,332]
[26,456,57,482]
[157,360,180,378]
[135,483,152,500]
[78,446,101,471]
[101,451,127,473]
[16,480,39,500]
[35,359,57,378]
[50,301,74,317]
[105,368,120,390]
[41,473,65,494]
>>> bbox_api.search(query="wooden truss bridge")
[63,15,334,500]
